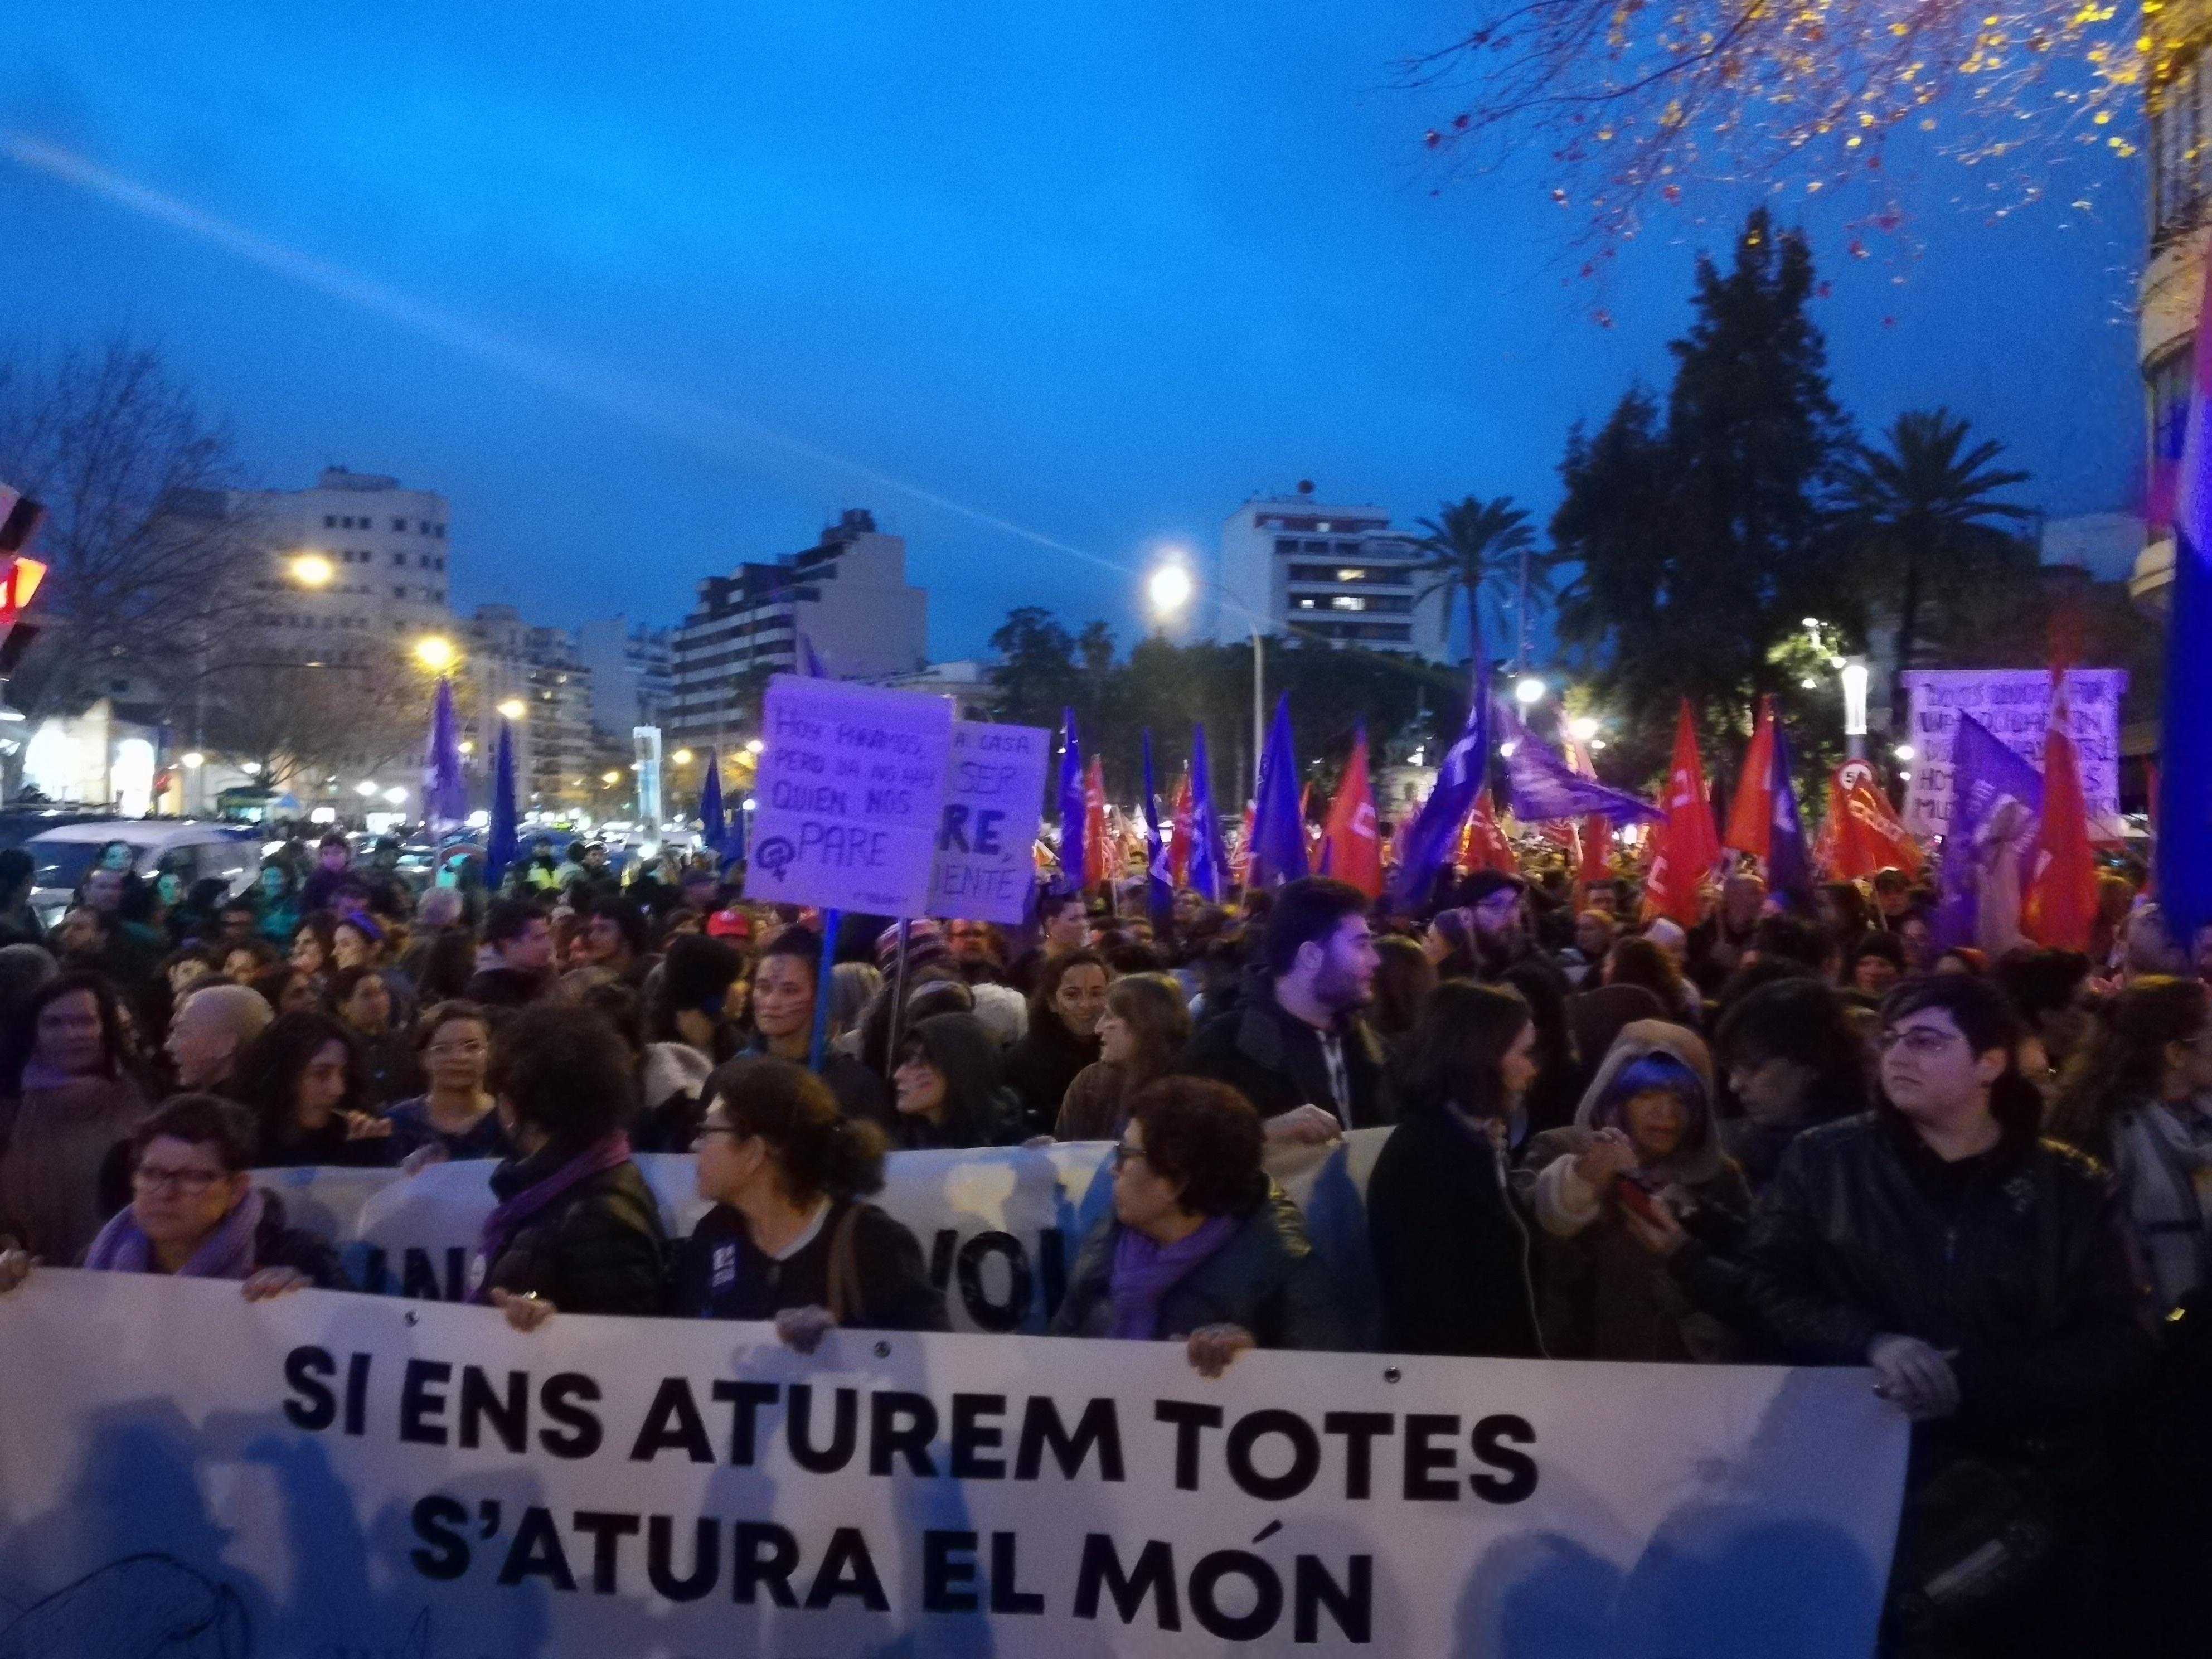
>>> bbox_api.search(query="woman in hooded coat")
[1518,1019,1749,1361]
[890,1012,1022,1151]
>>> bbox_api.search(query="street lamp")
[289,552,335,588]
[383,786,407,807]
[355,780,379,797]
[1147,555,1265,801]
[1514,675,1546,706]
[414,636,458,674]
[496,697,527,722]
[1568,715,1600,743]
[671,748,695,767]
[600,770,621,786]
[744,738,763,756]
[1840,657,1870,760]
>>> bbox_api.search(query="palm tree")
[1411,496,1542,663]
[1841,409,2032,687]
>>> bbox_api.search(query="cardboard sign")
[744,676,953,915]
[929,720,1050,923]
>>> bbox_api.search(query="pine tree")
[1549,207,1853,777]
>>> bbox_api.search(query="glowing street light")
[355,780,379,797]
[1513,675,1546,706]
[1568,715,1601,743]
[414,636,458,673]
[1147,563,1195,617]
[180,751,205,768]
[1893,743,1916,761]
[459,740,475,756]
[496,698,527,721]
[600,770,622,786]
[671,748,695,766]
[744,739,764,756]
[384,786,408,806]
[289,552,336,588]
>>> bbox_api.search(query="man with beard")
[1176,877,1390,1142]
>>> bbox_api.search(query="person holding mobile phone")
[1520,1020,1749,1361]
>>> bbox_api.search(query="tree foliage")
[1410,496,1541,659]
[1550,208,1856,779]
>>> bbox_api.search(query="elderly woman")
[1520,1020,1749,1360]
[0,1094,344,1296]
[669,1056,947,1347]
[1052,1076,1345,1374]
[0,972,151,1265]
[472,1004,666,1325]
[1055,973,1193,1141]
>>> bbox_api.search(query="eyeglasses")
[133,1167,225,1196]
[1878,1027,1963,1056]
[1111,1143,1149,1170]
[693,1124,744,1148]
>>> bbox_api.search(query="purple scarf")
[84,1187,264,1279]
[469,1133,633,1304]
[1107,1214,1238,1340]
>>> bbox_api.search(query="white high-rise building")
[1216,485,1445,659]
[667,509,928,749]
[227,467,454,663]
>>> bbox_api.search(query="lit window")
[1331,596,1366,612]
[1296,598,1317,609]
[1336,568,1366,582]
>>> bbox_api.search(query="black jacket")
[1730,1112,2151,1445]
[479,1144,668,1316]
[667,1199,949,1331]
[1366,1108,1544,1359]
[250,1189,352,1289]
[1176,989,1392,1128]
[463,966,547,1008]
[1002,1013,1100,1137]
[1051,1182,1348,1350]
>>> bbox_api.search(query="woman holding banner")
[0,1094,343,1296]
[1052,1076,1344,1375]
[668,1056,947,1349]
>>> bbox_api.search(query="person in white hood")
[1519,1020,1749,1360]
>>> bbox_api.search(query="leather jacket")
[1730,1112,2150,1443]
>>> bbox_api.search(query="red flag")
[1231,804,1255,886]
[1724,697,1777,857]
[1563,735,1611,896]
[1168,765,1193,886]
[1825,759,1921,880]
[1645,701,1718,925]
[1083,757,1109,889]
[1457,788,1518,874]
[1321,730,1384,897]
[2025,679,2098,949]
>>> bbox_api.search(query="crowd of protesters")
[0,823,2208,1655]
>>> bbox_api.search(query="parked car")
[0,805,118,853]
[26,820,263,926]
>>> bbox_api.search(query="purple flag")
[1188,722,1226,901]
[485,720,518,888]
[1767,718,1812,904]
[1392,595,1491,908]
[1056,709,1084,893]
[699,748,726,856]
[1932,712,2045,951]
[1499,705,1662,826]
[1247,693,1309,888]
[422,676,467,828]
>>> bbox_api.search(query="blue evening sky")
[2,2,2146,658]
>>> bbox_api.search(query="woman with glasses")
[669,1056,946,1348]
[1,1094,343,1294]
[385,1002,508,1163]
[1052,1076,1344,1376]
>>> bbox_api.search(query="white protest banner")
[1899,668,2129,841]
[929,719,1050,924]
[0,1272,1908,1657]
[254,1134,1393,1344]
[745,676,953,915]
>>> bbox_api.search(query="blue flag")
[1247,693,1309,889]
[1056,709,1085,892]
[1932,712,2045,950]
[1188,722,1227,902]
[698,748,726,859]
[2165,283,2212,949]
[484,720,518,889]
[1498,705,1662,825]
[1393,595,1491,908]
[1142,730,1173,920]
[1767,718,1813,905]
